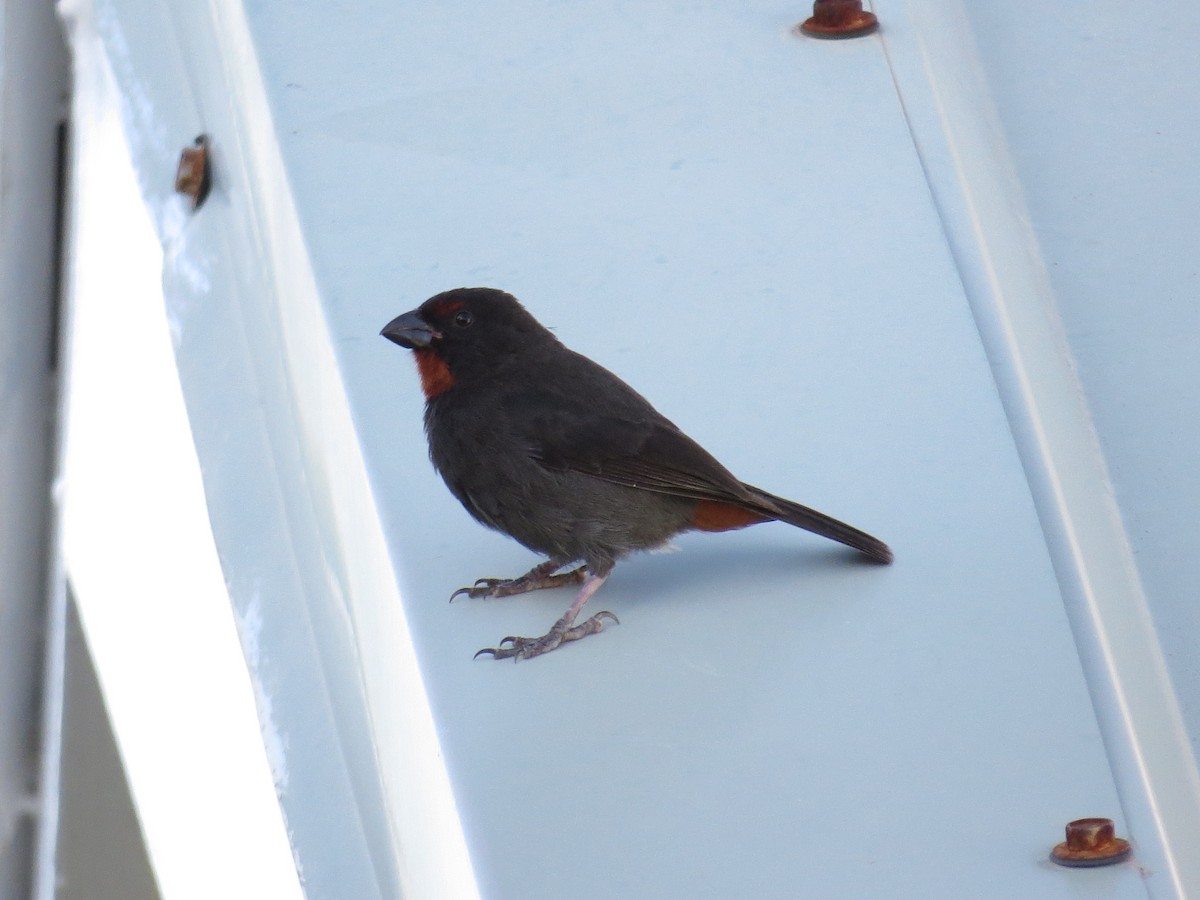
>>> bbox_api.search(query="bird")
[381,288,891,660]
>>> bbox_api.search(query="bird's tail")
[741,483,893,564]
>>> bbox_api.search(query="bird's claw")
[473,611,620,661]
[449,577,505,602]
[449,565,588,603]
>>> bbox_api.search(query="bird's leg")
[475,570,617,661]
[450,558,585,602]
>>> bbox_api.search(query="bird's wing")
[508,352,756,504]
[506,351,892,562]
[532,416,749,500]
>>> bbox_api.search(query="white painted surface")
[0,0,65,894]
[972,3,1200,886]
[63,0,1200,896]
[57,5,302,897]
[883,1,1200,891]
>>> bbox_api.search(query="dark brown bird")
[381,288,891,660]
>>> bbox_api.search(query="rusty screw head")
[1050,818,1131,868]
[798,0,879,39]
[175,134,212,211]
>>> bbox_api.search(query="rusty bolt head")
[175,134,212,211]
[1050,818,1131,868]
[798,0,879,39]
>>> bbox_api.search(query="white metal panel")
[881,1,1200,889]
[964,0,1200,755]
[67,0,1199,897]
[0,0,66,895]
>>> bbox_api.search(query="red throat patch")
[414,349,455,398]
[690,500,769,532]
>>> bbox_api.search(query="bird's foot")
[449,562,586,601]
[474,611,619,661]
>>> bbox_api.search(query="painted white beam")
[54,3,304,896]
[60,0,1199,896]
[0,0,67,895]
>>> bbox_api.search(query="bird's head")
[381,287,556,398]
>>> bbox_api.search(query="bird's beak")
[381,310,440,349]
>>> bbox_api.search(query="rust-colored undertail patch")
[414,349,455,398]
[690,500,769,532]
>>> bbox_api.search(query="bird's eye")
[453,309,474,328]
